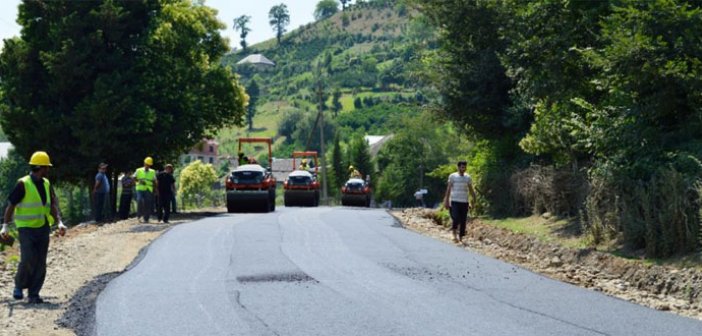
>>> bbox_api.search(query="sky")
[0,0,320,50]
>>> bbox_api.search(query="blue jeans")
[136,190,154,221]
[94,192,107,222]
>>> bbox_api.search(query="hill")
[218,0,435,159]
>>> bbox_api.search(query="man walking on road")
[443,160,476,244]
[93,162,110,223]
[135,157,158,223]
[156,164,176,223]
[0,151,66,304]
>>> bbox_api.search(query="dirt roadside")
[392,208,702,321]
[0,210,222,336]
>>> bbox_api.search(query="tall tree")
[0,0,247,185]
[349,135,373,183]
[269,4,290,45]
[340,0,352,11]
[315,0,339,21]
[410,0,526,140]
[332,88,342,117]
[233,15,252,52]
[246,79,260,130]
[331,133,345,190]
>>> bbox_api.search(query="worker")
[348,165,361,179]
[238,152,247,166]
[1,151,66,304]
[134,157,158,223]
[298,158,308,171]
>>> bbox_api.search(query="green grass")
[482,216,588,249]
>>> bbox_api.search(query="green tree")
[234,15,252,52]
[0,149,28,207]
[410,0,527,140]
[349,135,373,183]
[315,0,339,21]
[246,79,260,130]
[178,160,218,208]
[269,4,290,45]
[331,88,343,117]
[375,114,451,207]
[0,0,247,186]
[340,0,352,11]
[331,133,346,190]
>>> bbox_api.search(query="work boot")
[12,288,23,300]
[27,296,44,304]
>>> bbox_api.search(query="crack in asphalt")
[228,290,281,336]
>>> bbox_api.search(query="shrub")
[583,167,701,257]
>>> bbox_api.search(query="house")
[364,135,394,157]
[236,54,276,69]
[0,142,13,160]
[181,139,219,165]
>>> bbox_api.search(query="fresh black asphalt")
[95,207,702,335]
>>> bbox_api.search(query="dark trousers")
[16,224,50,298]
[119,193,132,220]
[157,193,172,223]
[95,192,107,222]
[450,201,470,238]
[136,191,153,221]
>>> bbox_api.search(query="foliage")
[269,4,291,45]
[414,0,702,257]
[341,0,352,11]
[315,0,340,21]
[0,149,28,207]
[178,160,218,208]
[410,0,528,140]
[330,133,346,190]
[336,102,420,134]
[246,79,260,130]
[375,113,454,207]
[234,15,252,51]
[0,0,246,185]
[348,135,373,183]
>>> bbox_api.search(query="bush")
[583,167,701,257]
[511,165,588,217]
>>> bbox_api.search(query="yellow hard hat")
[302,159,308,163]
[29,151,52,166]
[144,157,153,166]
[349,165,354,169]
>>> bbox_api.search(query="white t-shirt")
[448,172,472,203]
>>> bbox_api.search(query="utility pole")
[316,80,328,204]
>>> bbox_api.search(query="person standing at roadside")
[93,163,110,223]
[134,157,158,223]
[156,164,176,223]
[443,160,477,244]
[119,171,135,219]
[0,151,66,304]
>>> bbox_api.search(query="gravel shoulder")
[0,209,222,336]
[392,208,702,321]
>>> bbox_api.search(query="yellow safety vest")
[14,175,54,228]
[135,167,156,192]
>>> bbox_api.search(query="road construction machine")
[225,138,276,213]
[341,177,372,207]
[284,151,320,207]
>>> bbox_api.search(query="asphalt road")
[96,207,702,336]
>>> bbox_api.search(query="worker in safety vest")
[298,159,309,171]
[348,165,361,179]
[134,157,158,223]
[1,151,66,304]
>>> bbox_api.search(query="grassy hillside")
[218,0,435,158]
